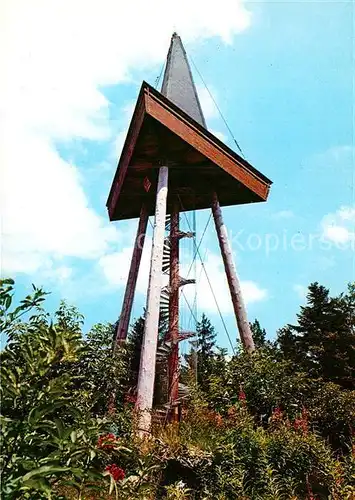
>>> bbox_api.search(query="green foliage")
[76,322,129,416]
[1,308,99,496]
[154,391,354,499]
[196,314,216,358]
[0,280,133,499]
[124,314,174,406]
[154,396,348,499]
[184,314,217,392]
[250,319,267,348]
[201,347,355,453]
[1,278,48,341]
[165,481,192,499]
[278,282,355,389]
[2,278,355,499]
[125,316,145,390]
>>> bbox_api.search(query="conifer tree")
[194,313,217,389]
[278,282,355,388]
[250,319,267,348]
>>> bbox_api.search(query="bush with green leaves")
[154,396,354,499]
[2,278,355,499]
[278,282,355,390]
[0,279,138,499]
[200,346,355,454]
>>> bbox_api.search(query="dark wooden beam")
[168,201,180,421]
[211,192,255,352]
[107,82,272,222]
[108,93,146,219]
[145,87,271,200]
[114,204,148,345]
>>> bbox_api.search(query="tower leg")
[136,166,169,435]
[168,201,180,421]
[114,204,148,346]
[211,192,255,352]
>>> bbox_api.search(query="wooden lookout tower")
[107,33,272,434]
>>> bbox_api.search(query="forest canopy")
[1,278,354,499]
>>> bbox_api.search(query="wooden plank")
[114,204,148,344]
[168,203,180,421]
[211,192,255,352]
[107,93,147,219]
[145,83,271,182]
[136,166,169,436]
[146,91,270,200]
[106,82,272,222]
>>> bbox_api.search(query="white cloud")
[324,226,351,244]
[1,128,120,275]
[321,205,355,245]
[241,281,268,304]
[0,0,251,278]
[293,284,307,300]
[197,86,220,121]
[338,206,355,221]
[272,210,294,220]
[114,130,129,159]
[210,129,228,143]
[98,237,153,296]
[113,101,137,157]
[42,264,73,284]
[182,252,267,314]
[312,145,354,171]
[99,243,267,316]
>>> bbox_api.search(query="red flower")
[124,394,137,404]
[269,406,283,427]
[205,409,222,426]
[294,408,309,434]
[335,464,344,486]
[215,413,223,427]
[273,406,282,417]
[294,418,308,433]
[238,390,246,401]
[97,433,118,450]
[227,406,237,419]
[105,464,125,481]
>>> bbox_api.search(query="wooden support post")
[115,204,148,345]
[136,166,169,435]
[211,192,255,352]
[168,202,180,420]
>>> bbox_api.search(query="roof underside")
[107,82,272,221]
[107,32,271,221]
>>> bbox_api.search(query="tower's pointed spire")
[161,33,207,128]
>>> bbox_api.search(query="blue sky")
[1,0,353,351]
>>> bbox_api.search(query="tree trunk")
[211,192,254,352]
[114,204,148,345]
[136,167,169,435]
[168,202,180,421]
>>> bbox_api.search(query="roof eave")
[107,81,272,220]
